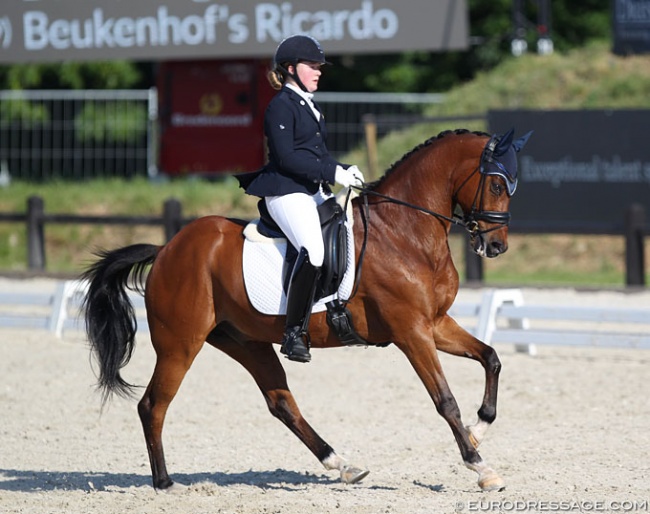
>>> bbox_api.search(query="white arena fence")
[1,281,650,353]
[0,280,146,338]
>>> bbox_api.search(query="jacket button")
[316,132,321,137]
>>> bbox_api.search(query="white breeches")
[265,188,331,267]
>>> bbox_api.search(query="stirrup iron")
[326,300,367,346]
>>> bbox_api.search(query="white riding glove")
[334,165,364,188]
[347,165,365,185]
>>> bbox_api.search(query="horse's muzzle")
[485,239,508,258]
[471,233,508,258]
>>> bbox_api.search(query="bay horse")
[82,128,531,493]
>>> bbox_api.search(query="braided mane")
[366,128,489,189]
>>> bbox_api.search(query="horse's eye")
[490,181,503,196]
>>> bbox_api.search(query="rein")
[351,160,511,237]
[354,186,467,229]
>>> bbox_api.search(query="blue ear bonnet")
[480,128,532,196]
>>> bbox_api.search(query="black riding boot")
[280,248,321,363]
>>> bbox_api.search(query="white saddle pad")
[242,218,355,315]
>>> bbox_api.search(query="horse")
[81,127,531,493]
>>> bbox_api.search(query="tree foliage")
[0,61,148,90]
[321,0,612,93]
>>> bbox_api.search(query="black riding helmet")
[273,35,330,92]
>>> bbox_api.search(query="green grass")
[449,233,647,288]
[1,41,649,285]
[0,176,256,216]
[0,177,259,274]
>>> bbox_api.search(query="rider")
[238,35,364,363]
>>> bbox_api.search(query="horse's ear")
[494,127,515,155]
[512,130,533,153]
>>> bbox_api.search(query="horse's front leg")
[395,325,504,492]
[434,314,501,449]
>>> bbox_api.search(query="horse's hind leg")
[138,326,205,491]
[434,314,501,449]
[206,333,369,484]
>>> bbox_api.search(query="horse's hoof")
[340,465,369,484]
[478,471,505,492]
[157,481,188,494]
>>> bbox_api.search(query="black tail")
[80,244,160,404]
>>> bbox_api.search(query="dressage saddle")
[255,197,367,346]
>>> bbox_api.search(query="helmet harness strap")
[277,62,309,92]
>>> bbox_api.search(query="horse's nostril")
[489,241,507,256]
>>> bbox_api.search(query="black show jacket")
[239,86,345,197]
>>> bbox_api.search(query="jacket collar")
[283,84,321,122]
[285,83,314,101]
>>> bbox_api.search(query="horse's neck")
[380,149,455,219]
[355,167,454,254]
[384,141,467,242]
